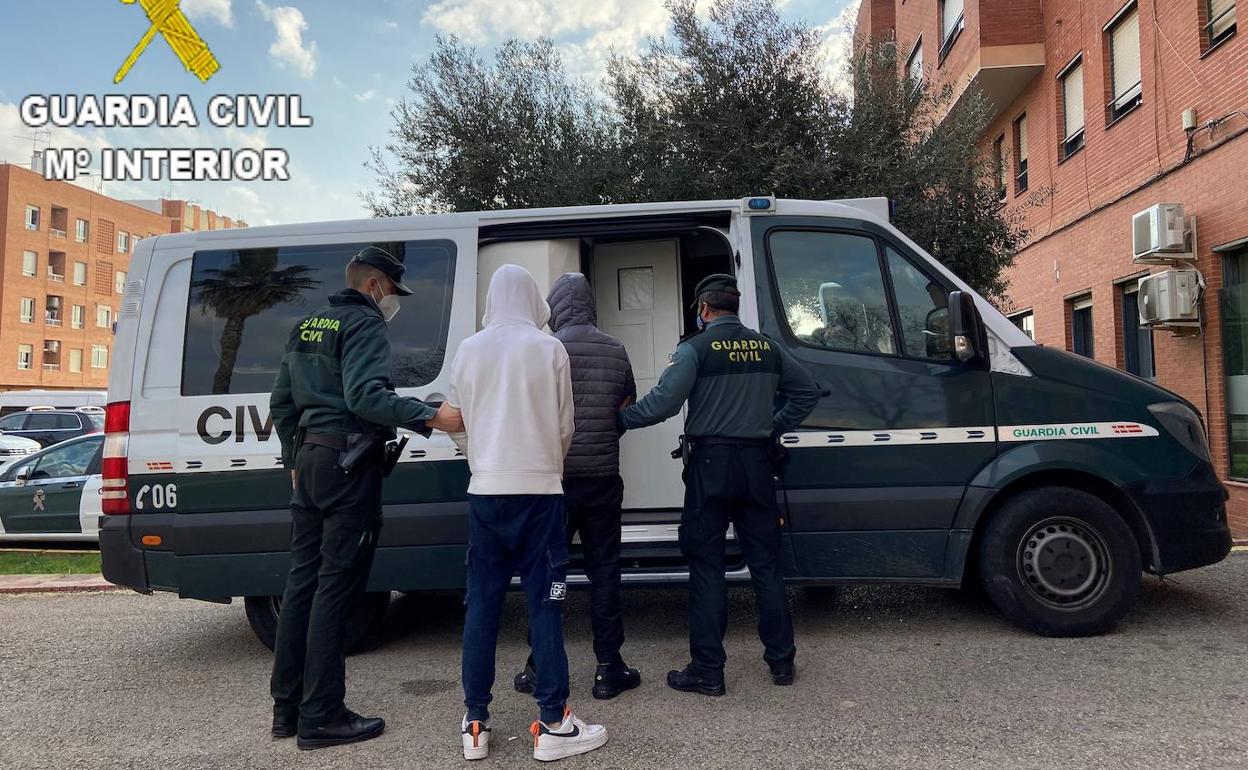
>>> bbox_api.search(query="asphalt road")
[2,553,1246,770]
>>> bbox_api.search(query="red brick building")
[856,0,1248,538]
[0,163,247,391]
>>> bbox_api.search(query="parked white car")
[0,434,42,473]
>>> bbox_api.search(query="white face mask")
[371,282,401,323]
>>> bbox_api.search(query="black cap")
[690,273,740,308]
[351,246,412,296]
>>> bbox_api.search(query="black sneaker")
[296,710,385,751]
[592,662,641,700]
[666,664,725,697]
[513,662,537,695]
[770,661,796,686]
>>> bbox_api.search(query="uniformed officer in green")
[618,274,820,695]
[268,246,462,749]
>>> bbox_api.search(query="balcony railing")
[50,228,66,239]
[45,315,62,327]
[47,267,65,282]
[42,363,60,371]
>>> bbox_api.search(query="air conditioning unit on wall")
[1138,269,1203,327]
[1133,203,1194,264]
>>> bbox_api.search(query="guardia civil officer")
[618,274,820,695]
[269,246,463,749]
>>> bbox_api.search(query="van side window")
[182,240,457,396]
[768,230,896,355]
[885,247,952,360]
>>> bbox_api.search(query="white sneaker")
[530,709,608,762]
[461,714,490,760]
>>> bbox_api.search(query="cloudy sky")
[0,0,856,226]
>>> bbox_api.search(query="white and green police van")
[99,197,1232,648]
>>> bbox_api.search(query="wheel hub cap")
[1018,518,1110,609]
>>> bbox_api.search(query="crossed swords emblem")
[115,0,220,84]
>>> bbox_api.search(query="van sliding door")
[752,217,996,581]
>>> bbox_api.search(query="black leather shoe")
[592,662,641,700]
[770,662,796,686]
[271,714,298,739]
[666,665,725,697]
[296,711,385,751]
[513,662,537,695]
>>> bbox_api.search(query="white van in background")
[0,390,108,416]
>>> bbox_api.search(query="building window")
[20,298,36,324]
[73,261,87,286]
[1206,0,1237,49]
[97,305,113,328]
[906,39,924,87]
[115,271,127,294]
[992,135,1007,202]
[18,344,33,370]
[1013,113,1029,193]
[1106,4,1143,122]
[939,0,965,59]
[1070,296,1094,357]
[118,231,129,254]
[1121,281,1156,378]
[69,348,83,374]
[76,218,89,243]
[1059,58,1086,160]
[22,251,38,277]
[71,305,85,329]
[91,345,109,369]
[1010,310,1036,339]
[24,205,40,231]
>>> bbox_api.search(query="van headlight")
[1148,401,1211,463]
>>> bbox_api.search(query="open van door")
[750,216,997,581]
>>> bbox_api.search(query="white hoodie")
[449,265,574,495]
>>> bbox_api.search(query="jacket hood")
[482,264,551,328]
[547,272,597,332]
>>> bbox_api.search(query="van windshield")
[182,240,457,396]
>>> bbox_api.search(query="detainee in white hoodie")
[448,264,608,763]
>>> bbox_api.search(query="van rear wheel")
[244,592,392,653]
[979,486,1140,637]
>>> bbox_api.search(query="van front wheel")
[979,487,1140,637]
[244,592,392,653]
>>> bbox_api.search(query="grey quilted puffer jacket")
[547,273,636,478]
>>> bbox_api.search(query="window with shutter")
[1207,0,1237,46]
[940,0,965,56]
[906,40,923,86]
[1108,5,1143,120]
[1060,60,1086,159]
[1014,113,1029,193]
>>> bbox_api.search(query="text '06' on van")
[98,197,1231,648]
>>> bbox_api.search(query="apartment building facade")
[0,163,246,391]
[856,0,1248,537]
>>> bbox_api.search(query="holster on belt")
[338,433,381,474]
[382,436,408,477]
[671,435,691,467]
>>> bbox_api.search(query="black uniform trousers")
[525,474,627,668]
[681,442,794,677]
[270,442,382,729]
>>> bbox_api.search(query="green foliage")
[366,0,1042,301]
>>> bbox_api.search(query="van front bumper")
[1126,462,1232,574]
[99,515,150,592]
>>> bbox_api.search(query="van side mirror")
[947,291,987,365]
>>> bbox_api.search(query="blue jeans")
[462,494,570,724]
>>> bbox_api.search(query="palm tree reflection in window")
[194,252,318,394]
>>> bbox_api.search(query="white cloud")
[255,2,318,79]
[353,90,377,103]
[383,20,400,31]
[182,0,234,27]
[817,0,860,97]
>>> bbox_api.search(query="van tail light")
[102,401,131,515]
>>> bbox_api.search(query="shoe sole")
[592,677,641,700]
[463,744,489,761]
[296,723,385,751]
[533,730,608,762]
[271,730,296,740]
[667,681,725,697]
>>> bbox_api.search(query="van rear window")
[182,240,456,396]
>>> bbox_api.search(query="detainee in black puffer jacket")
[513,272,642,701]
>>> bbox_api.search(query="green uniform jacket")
[270,288,438,468]
[619,315,821,438]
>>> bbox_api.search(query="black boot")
[513,660,537,695]
[592,661,641,700]
[770,660,796,686]
[666,664,725,697]
[271,711,298,739]
[296,710,385,750]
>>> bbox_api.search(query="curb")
[0,574,122,595]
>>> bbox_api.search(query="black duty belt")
[687,436,772,448]
[302,431,346,451]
